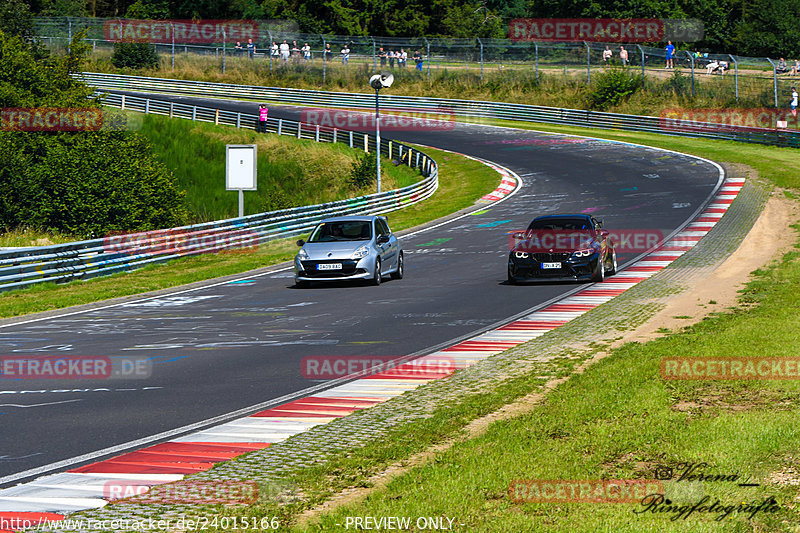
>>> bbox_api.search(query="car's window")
[527,219,592,231]
[377,219,390,237]
[307,221,372,242]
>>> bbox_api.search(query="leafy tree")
[125,0,170,19]
[0,0,36,42]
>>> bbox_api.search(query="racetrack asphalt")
[0,94,721,486]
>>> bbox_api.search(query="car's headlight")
[297,248,309,260]
[571,249,594,257]
[352,244,370,259]
[514,251,529,259]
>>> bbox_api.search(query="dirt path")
[294,187,799,529]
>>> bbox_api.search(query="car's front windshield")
[527,219,592,231]
[307,221,372,242]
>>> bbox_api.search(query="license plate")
[317,263,342,270]
[541,262,561,269]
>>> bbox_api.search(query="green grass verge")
[301,229,800,533]
[0,145,498,319]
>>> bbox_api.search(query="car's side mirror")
[296,239,305,246]
[377,235,390,244]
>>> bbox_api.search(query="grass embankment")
[137,113,420,222]
[284,128,800,532]
[0,145,498,319]
[82,50,800,116]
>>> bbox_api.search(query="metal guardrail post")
[371,37,376,73]
[236,112,240,128]
[321,34,327,85]
[267,30,273,73]
[171,23,175,69]
[766,58,778,108]
[191,105,196,121]
[686,51,695,97]
[222,29,226,74]
[145,99,150,114]
[478,38,483,81]
[277,118,282,135]
[425,38,430,79]
[636,44,645,83]
[584,41,590,84]
[534,42,538,81]
[349,130,353,147]
[729,54,738,101]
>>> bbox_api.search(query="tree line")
[14,0,800,57]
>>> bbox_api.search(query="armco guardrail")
[80,72,800,148]
[0,94,437,293]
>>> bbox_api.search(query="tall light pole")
[369,72,393,193]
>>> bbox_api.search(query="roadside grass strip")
[303,212,800,531]
[0,163,743,531]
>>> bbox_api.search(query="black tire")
[391,252,404,280]
[507,265,517,285]
[591,257,605,282]
[295,279,310,289]
[608,249,617,275]
[372,258,382,286]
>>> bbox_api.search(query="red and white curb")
[0,174,742,530]
[478,163,517,202]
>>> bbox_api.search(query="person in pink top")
[258,104,269,133]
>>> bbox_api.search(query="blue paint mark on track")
[476,220,512,228]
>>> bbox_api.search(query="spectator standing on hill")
[341,45,350,64]
[325,43,332,61]
[246,38,255,58]
[602,45,612,65]
[400,49,407,67]
[379,47,387,66]
[270,41,279,61]
[414,49,423,71]
[234,41,243,54]
[791,87,798,116]
[258,104,269,133]
[619,46,628,67]
[302,42,311,62]
[388,50,396,68]
[791,60,798,76]
[279,40,290,63]
[777,58,788,74]
[665,40,675,69]
[291,41,301,63]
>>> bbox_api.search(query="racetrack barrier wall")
[0,94,438,293]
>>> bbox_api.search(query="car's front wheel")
[391,252,404,280]
[591,257,605,282]
[372,258,382,286]
[295,279,310,289]
[507,265,517,285]
[608,250,617,275]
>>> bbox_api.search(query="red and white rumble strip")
[0,172,742,529]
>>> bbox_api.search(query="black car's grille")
[300,260,360,278]
[531,252,571,262]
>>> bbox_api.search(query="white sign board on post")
[226,144,257,217]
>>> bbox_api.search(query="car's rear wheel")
[608,250,617,275]
[372,258,382,286]
[391,252,404,280]
[591,257,605,282]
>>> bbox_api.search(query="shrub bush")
[587,67,643,110]
[349,151,377,189]
[111,41,159,69]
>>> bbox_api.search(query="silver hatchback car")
[294,215,404,287]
